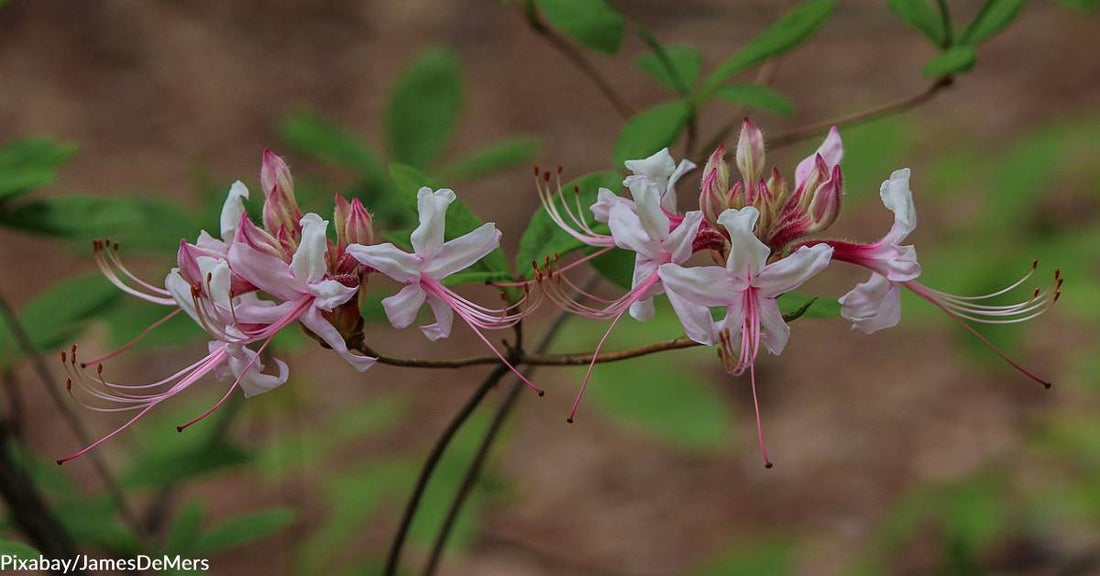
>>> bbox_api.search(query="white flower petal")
[346,243,422,283]
[624,148,676,187]
[626,181,670,241]
[299,306,375,371]
[607,202,659,258]
[658,263,742,308]
[590,187,633,224]
[195,256,233,310]
[228,240,305,301]
[662,158,697,212]
[310,279,357,311]
[381,283,427,329]
[166,270,202,326]
[717,207,770,279]
[224,344,290,398]
[410,187,455,260]
[664,283,718,345]
[754,244,833,297]
[420,295,455,341]
[839,273,902,334]
[423,223,501,280]
[219,181,250,241]
[880,168,916,244]
[756,297,791,356]
[291,213,329,284]
[663,210,703,265]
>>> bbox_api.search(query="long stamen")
[567,307,628,424]
[749,365,773,469]
[80,309,183,367]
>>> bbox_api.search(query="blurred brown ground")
[1,1,1098,575]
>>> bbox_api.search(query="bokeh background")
[1,0,1098,574]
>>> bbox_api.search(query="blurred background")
[0,0,1098,574]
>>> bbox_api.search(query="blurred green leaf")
[104,304,204,351]
[587,247,633,290]
[534,0,624,54]
[61,496,140,554]
[436,137,540,182]
[0,539,41,559]
[693,541,794,576]
[923,46,977,78]
[1060,0,1100,12]
[961,0,1026,45]
[614,100,691,166]
[386,47,463,169]
[701,0,835,97]
[0,138,76,201]
[714,84,796,116]
[441,270,513,287]
[636,45,702,94]
[122,442,250,490]
[887,0,947,46]
[163,501,205,554]
[279,110,389,193]
[778,292,840,319]
[514,171,619,278]
[193,508,297,554]
[0,275,121,366]
[0,195,194,251]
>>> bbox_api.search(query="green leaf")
[386,47,463,169]
[887,0,947,46]
[534,0,624,54]
[714,84,796,116]
[0,275,121,366]
[437,137,540,182]
[693,541,794,576]
[587,248,633,290]
[777,292,840,319]
[0,539,41,559]
[104,303,204,350]
[636,45,702,94]
[388,163,508,273]
[193,508,297,554]
[122,442,250,489]
[163,501,205,554]
[701,0,835,97]
[441,270,513,287]
[613,100,691,166]
[960,0,1026,45]
[0,195,194,251]
[278,110,389,192]
[514,171,620,278]
[61,496,140,554]
[0,138,76,201]
[923,45,977,78]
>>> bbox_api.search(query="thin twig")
[767,78,954,150]
[0,288,141,538]
[521,1,634,120]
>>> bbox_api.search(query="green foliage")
[386,47,464,169]
[887,0,947,46]
[163,501,205,554]
[700,0,835,97]
[778,292,840,319]
[0,539,41,559]
[714,85,796,117]
[193,508,297,554]
[587,247,633,289]
[0,195,195,251]
[924,45,977,78]
[0,275,121,366]
[614,100,692,166]
[514,171,619,277]
[636,44,702,94]
[279,110,389,194]
[0,138,76,202]
[693,541,794,576]
[534,0,624,54]
[961,0,1026,45]
[437,137,540,183]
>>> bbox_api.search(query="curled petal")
[346,243,422,283]
[291,213,329,284]
[300,306,375,371]
[607,202,660,258]
[424,223,501,280]
[591,187,633,223]
[664,286,717,345]
[756,297,790,355]
[220,181,250,241]
[626,181,670,241]
[662,159,697,212]
[663,210,704,265]
[218,343,290,398]
[880,168,916,244]
[410,187,455,260]
[421,295,455,341]
[839,273,902,334]
[381,283,427,330]
[717,207,770,279]
[310,279,357,311]
[754,244,833,297]
[658,263,743,307]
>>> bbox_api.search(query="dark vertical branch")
[0,288,141,538]
[0,423,83,575]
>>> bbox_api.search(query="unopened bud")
[735,118,766,186]
[334,195,374,247]
[805,165,843,234]
[700,145,730,226]
[260,149,303,237]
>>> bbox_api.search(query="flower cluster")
[61,123,1059,468]
[535,119,1059,467]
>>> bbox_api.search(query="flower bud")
[806,165,843,234]
[260,149,303,238]
[334,195,375,247]
[735,118,766,186]
[700,145,730,227]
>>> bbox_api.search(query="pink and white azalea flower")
[811,168,1059,388]
[622,147,696,213]
[347,187,542,395]
[659,207,833,467]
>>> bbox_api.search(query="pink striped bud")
[735,118,766,186]
[260,150,303,238]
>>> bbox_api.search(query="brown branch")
[0,288,142,538]
[767,78,954,150]
[521,1,634,120]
